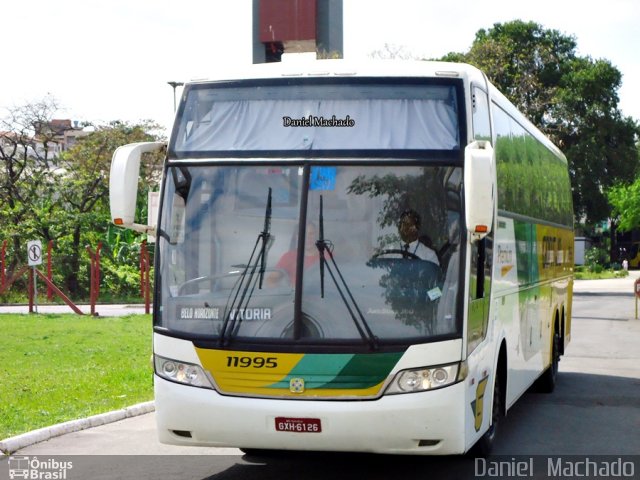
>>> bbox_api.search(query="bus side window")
[475,239,486,298]
[470,238,491,300]
[472,86,491,141]
[468,235,492,354]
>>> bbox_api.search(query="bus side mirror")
[464,140,495,241]
[109,142,166,234]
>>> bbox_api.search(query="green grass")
[574,268,630,280]
[0,313,153,440]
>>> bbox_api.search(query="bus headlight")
[385,361,466,394]
[154,355,215,389]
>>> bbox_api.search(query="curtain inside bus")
[173,84,460,152]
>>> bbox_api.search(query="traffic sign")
[27,240,43,266]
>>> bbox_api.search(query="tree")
[462,22,577,129]
[56,120,164,296]
[369,43,417,60]
[608,148,640,232]
[0,96,64,278]
[440,20,640,226]
[0,99,165,300]
[553,57,639,224]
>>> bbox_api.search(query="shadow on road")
[206,453,475,480]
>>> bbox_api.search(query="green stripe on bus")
[268,353,353,389]
[317,352,403,389]
[268,352,402,390]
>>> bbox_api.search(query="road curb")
[0,401,155,454]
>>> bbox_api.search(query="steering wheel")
[177,274,228,295]
[370,248,420,260]
[177,267,291,295]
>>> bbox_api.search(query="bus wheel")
[536,331,560,393]
[470,374,502,456]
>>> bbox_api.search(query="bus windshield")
[171,82,461,154]
[157,163,463,347]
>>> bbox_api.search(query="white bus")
[110,60,573,455]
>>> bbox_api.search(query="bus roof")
[186,59,487,85]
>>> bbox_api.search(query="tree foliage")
[0,98,164,299]
[608,162,640,232]
[0,96,63,276]
[55,120,164,295]
[440,20,640,225]
[464,21,577,129]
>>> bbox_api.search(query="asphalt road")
[2,274,640,479]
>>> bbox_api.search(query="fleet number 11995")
[226,356,278,368]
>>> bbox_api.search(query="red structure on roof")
[259,0,317,42]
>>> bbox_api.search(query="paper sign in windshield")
[310,166,337,191]
[427,287,442,301]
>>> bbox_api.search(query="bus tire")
[470,372,502,456]
[536,330,560,393]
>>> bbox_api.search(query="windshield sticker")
[229,308,272,321]
[427,287,442,301]
[178,306,272,321]
[179,306,220,320]
[310,166,337,191]
[367,307,394,315]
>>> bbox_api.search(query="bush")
[101,261,146,299]
[585,246,609,272]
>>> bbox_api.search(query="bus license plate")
[275,417,322,433]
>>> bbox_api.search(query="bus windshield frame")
[156,77,468,353]
[155,160,466,352]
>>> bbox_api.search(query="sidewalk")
[573,269,640,295]
[0,304,149,316]
[0,402,156,455]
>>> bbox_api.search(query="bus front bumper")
[154,375,467,455]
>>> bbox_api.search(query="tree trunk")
[609,220,618,264]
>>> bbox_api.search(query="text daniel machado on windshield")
[282,114,356,127]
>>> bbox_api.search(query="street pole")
[167,81,184,112]
[33,266,38,313]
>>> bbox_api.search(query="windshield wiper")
[259,187,272,289]
[318,196,326,298]
[315,195,379,350]
[218,187,272,346]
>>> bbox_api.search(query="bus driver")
[397,210,439,265]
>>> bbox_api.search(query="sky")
[1,0,639,134]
